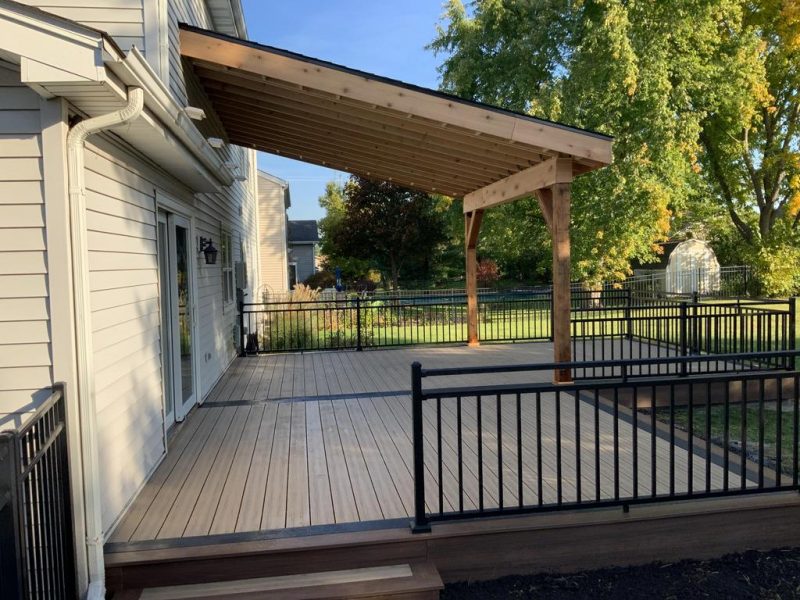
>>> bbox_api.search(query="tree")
[322,176,448,289]
[317,180,372,283]
[695,1,800,248]
[430,0,800,289]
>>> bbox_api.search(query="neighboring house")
[288,219,319,286]
[256,169,290,297]
[0,1,260,597]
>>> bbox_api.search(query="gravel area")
[442,547,800,599]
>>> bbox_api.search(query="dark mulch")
[442,547,800,599]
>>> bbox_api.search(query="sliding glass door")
[157,210,197,426]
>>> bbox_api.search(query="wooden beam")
[179,28,614,165]
[465,210,484,346]
[463,158,574,213]
[535,188,554,234]
[550,183,572,383]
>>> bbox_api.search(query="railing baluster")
[536,391,543,506]
[477,394,484,513]
[496,394,503,510]
[516,393,523,508]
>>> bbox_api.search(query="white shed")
[665,239,721,294]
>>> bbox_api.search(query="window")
[288,263,298,289]
[221,230,234,305]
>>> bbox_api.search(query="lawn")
[657,402,799,473]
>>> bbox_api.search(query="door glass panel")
[175,224,194,403]
[157,218,175,424]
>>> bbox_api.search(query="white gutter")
[66,87,145,600]
[103,45,236,187]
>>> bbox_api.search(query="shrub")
[750,246,800,297]
[304,270,336,290]
[476,258,501,286]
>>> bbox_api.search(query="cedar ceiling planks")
[179,25,613,197]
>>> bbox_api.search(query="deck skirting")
[106,492,800,592]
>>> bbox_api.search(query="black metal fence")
[572,297,795,378]
[0,384,76,600]
[240,291,795,364]
[410,351,800,532]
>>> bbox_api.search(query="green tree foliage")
[319,176,448,289]
[430,0,800,292]
[317,180,372,283]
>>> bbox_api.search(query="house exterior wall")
[14,1,146,54]
[257,172,289,296]
[83,134,258,534]
[0,1,261,533]
[0,62,52,431]
[83,139,166,529]
[289,243,316,284]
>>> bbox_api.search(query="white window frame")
[221,229,235,306]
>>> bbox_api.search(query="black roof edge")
[178,23,614,143]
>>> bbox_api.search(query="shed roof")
[179,24,613,198]
[288,220,319,243]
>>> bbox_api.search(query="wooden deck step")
[114,562,443,600]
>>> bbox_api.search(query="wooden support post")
[550,183,572,383]
[465,209,483,346]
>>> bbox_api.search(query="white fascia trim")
[257,169,289,188]
[0,1,107,84]
[106,47,235,187]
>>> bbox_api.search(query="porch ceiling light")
[198,236,218,264]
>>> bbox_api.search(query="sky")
[241,0,447,221]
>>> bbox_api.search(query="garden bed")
[442,547,800,599]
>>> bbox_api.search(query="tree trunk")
[389,256,400,290]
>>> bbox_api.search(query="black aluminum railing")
[0,384,76,600]
[572,298,795,378]
[410,351,800,532]
[240,292,795,365]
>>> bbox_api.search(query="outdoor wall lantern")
[198,236,218,265]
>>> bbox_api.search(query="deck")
[107,342,753,548]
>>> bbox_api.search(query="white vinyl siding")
[15,1,146,54]
[83,141,165,530]
[0,64,51,431]
[288,243,316,284]
[167,0,213,105]
[257,174,289,295]
[83,135,258,534]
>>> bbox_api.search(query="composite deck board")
[209,404,265,535]
[109,343,760,546]
[235,402,279,533]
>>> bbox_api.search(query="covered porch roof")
[179,24,614,381]
[179,24,613,198]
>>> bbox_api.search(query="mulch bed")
[441,547,800,599]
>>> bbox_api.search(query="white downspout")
[66,87,144,600]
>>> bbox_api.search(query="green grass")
[659,404,798,472]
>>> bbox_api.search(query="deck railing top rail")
[415,349,800,385]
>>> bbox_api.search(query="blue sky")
[241,0,447,220]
